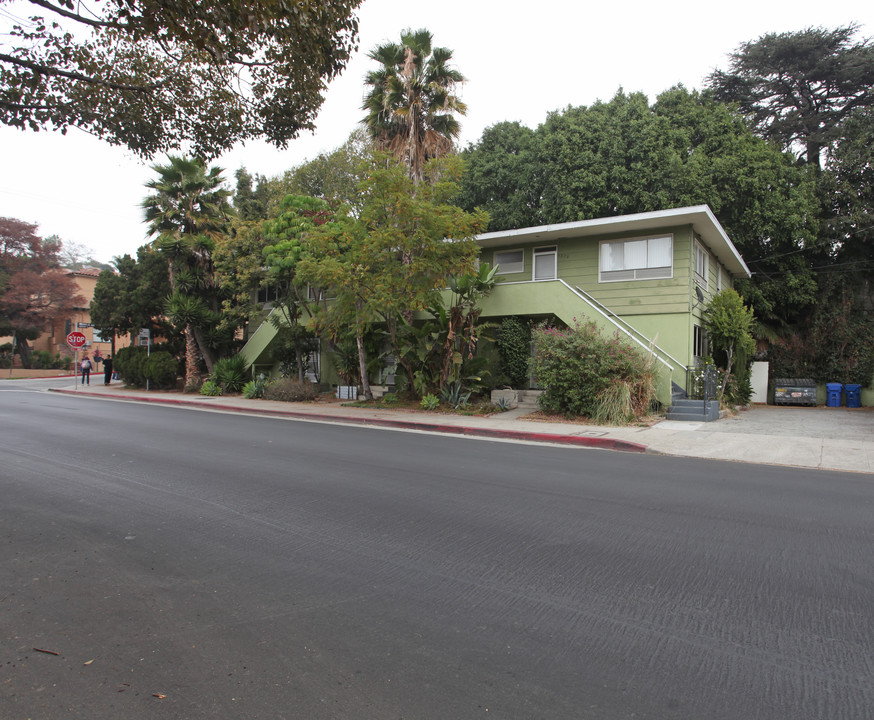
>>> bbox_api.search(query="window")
[258,280,296,305]
[599,235,672,282]
[693,324,707,358]
[694,241,708,289]
[494,248,524,274]
[533,246,557,281]
[716,265,723,293]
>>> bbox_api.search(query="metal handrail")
[687,365,717,402]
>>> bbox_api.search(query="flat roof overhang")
[476,205,751,278]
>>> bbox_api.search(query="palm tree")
[362,28,467,183]
[142,155,232,387]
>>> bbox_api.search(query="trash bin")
[773,378,817,406]
[845,383,862,408]
[826,382,843,407]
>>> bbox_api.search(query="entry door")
[533,246,557,281]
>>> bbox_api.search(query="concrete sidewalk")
[50,381,874,474]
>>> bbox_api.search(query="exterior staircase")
[666,397,720,422]
[516,390,542,411]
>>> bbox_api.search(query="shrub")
[420,393,440,410]
[441,380,471,409]
[144,351,179,389]
[200,379,222,396]
[114,345,148,386]
[211,355,249,394]
[242,373,267,399]
[263,378,316,402]
[493,396,513,412]
[31,350,64,369]
[592,381,635,425]
[496,316,531,388]
[531,321,656,420]
[115,344,179,388]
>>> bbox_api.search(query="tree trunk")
[356,330,373,401]
[192,326,215,373]
[17,336,32,368]
[719,345,734,400]
[184,324,200,388]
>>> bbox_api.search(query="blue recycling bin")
[826,382,843,407]
[844,383,862,408]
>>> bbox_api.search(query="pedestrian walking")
[103,355,113,386]
[80,356,92,385]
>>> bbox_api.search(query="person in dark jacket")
[103,355,113,386]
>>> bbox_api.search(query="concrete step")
[667,399,719,422]
[516,390,542,408]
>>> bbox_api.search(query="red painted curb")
[49,389,649,454]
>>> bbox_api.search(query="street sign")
[67,331,87,348]
[77,322,93,328]
[138,328,150,339]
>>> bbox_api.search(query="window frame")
[694,240,709,290]
[693,324,707,359]
[598,234,674,283]
[532,245,558,281]
[494,248,525,275]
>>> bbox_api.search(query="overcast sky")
[1,0,872,264]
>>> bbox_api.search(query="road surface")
[2,387,873,718]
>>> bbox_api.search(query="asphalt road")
[2,388,873,719]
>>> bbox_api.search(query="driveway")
[699,405,874,442]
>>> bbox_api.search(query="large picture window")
[494,248,524,274]
[599,235,672,282]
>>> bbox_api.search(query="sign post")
[139,328,151,390]
[67,331,87,387]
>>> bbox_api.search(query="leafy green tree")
[142,155,233,386]
[1,0,362,158]
[362,28,466,183]
[458,121,543,231]
[297,156,487,399]
[538,90,687,222]
[766,276,874,386]
[821,107,874,300]
[261,194,334,381]
[90,246,172,354]
[707,25,874,170]
[703,290,756,400]
[530,88,819,328]
[232,168,270,223]
[283,128,373,209]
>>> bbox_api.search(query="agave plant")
[211,354,249,394]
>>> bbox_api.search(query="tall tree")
[284,128,373,209]
[821,106,874,299]
[458,121,543,231]
[297,155,487,399]
[1,0,362,158]
[0,218,82,366]
[362,28,466,183]
[529,88,819,328]
[90,246,172,353]
[142,155,233,386]
[706,25,874,170]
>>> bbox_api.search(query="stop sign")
[67,331,87,348]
